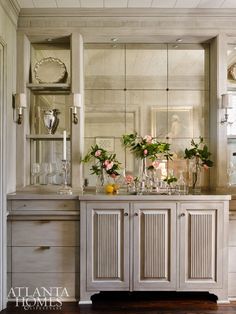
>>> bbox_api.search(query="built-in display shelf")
[27,83,71,93]
[26,134,71,140]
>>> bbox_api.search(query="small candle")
[63,130,67,160]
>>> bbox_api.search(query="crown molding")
[0,0,19,26]
[19,7,236,18]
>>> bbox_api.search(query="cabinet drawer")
[11,273,78,299]
[229,217,236,246]
[230,200,236,211]
[229,247,236,272]
[12,247,78,273]
[229,273,236,297]
[12,221,79,246]
[11,200,78,211]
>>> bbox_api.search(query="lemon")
[105,184,114,194]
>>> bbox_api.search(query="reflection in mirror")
[84,43,209,188]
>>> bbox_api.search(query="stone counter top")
[79,193,231,201]
[7,190,231,201]
[7,191,79,200]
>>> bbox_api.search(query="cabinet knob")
[180,213,185,217]
[134,213,139,216]
[124,212,129,216]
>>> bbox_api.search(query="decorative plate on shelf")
[34,57,67,84]
[228,63,236,81]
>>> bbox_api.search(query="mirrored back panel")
[84,43,209,186]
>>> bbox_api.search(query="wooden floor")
[1,292,236,314]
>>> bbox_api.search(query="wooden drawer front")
[229,247,236,272]
[11,200,78,211]
[12,247,78,273]
[229,273,236,297]
[11,273,78,299]
[230,200,236,211]
[229,218,236,246]
[12,221,78,246]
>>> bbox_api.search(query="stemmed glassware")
[31,163,41,185]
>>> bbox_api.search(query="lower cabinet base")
[79,289,229,305]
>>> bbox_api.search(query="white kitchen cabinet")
[179,202,224,290]
[80,197,229,304]
[133,202,177,290]
[86,202,130,291]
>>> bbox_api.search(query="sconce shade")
[69,93,81,108]
[222,93,233,109]
[15,93,27,108]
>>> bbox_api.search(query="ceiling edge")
[19,7,236,18]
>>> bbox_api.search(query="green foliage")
[164,175,178,185]
[82,144,121,176]
[184,137,213,168]
[121,133,173,161]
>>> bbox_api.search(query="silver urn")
[43,109,60,134]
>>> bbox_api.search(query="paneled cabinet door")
[133,202,177,290]
[86,202,130,291]
[179,202,224,290]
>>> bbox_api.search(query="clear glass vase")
[96,168,106,194]
[191,157,201,194]
[137,158,148,194]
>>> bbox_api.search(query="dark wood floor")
[1,292,236,314]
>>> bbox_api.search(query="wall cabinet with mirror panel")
[84,43,209,188]
[225,44,236,187]
[16,32,83,190]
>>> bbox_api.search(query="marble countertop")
[7,187,231,201]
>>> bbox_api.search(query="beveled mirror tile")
[168,44,208,90]
[85,44,125,89]
[168,90,209,138]
[85,90,125,112]
[126,90,167,136]
[126,44,167,89]
[85,112,126,137]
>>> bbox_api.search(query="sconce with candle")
[69,93,81,124]
[14,93,27,125]
[220,93,234,125]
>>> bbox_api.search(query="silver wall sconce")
[220,93,233,124]
[69,93,81,124]
[14,93,27,125]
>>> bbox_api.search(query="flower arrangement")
[184,137,213,168]
[122,133,172,161]
[82,144,121,177]
[184,137,213,190]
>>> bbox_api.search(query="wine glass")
[31,163,41,185]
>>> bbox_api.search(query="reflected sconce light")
[69,93,81,124]
[14,93,27,125]
[220,93,233,124]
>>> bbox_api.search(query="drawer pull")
[39,246,51,250]
[180,213,185,217]
[134,213,139,216]
[124,212,129,216]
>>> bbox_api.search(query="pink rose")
[143,135,153,143]
[104,160,109,166]
[125,175,134,184]
[203,164,209,170]
[104,160,114,170]
[152,160,160,169]
[110,173,117,179]
[143,149,148,156]
[95,150,101,157]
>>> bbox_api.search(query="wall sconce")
[69,93,81,124]
[220,93,233,125]
[14,93,27,125]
